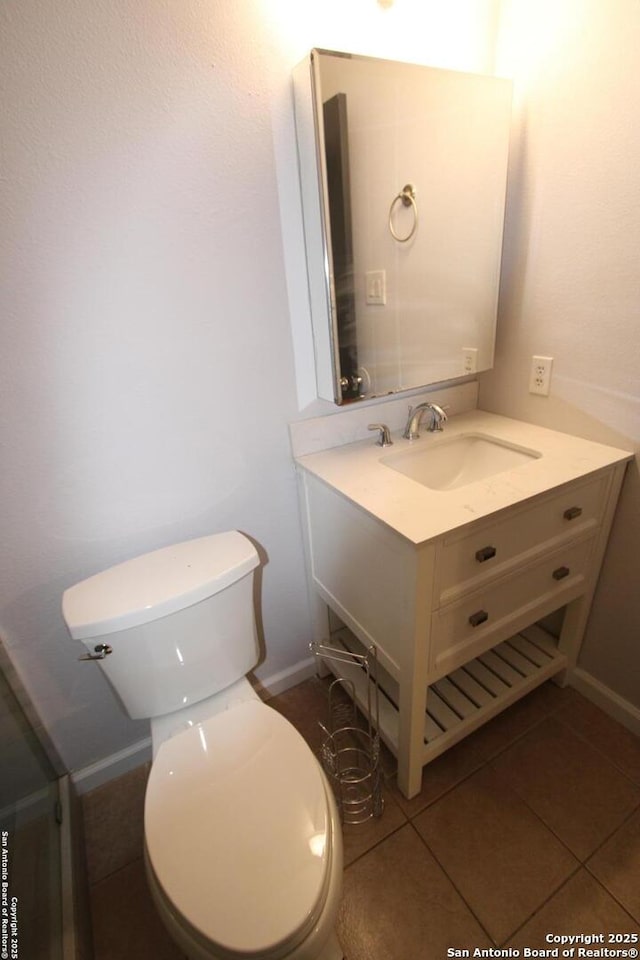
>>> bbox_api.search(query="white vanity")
[291,50,633,800]
[294,408,632,798]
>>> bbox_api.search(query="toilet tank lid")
[62,532,259,640]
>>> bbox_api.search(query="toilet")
[62,531,343,960]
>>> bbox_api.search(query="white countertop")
[295,410,633,545]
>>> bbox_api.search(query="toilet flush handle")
[78,643,113,661]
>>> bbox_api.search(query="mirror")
[293,50,512,405]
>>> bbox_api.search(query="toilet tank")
[62,532,260,720]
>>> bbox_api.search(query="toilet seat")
[145,700,334,958]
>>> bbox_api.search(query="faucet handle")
[368,423,393,447]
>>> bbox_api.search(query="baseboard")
[570,668,640,737]
[253,656,317,700]
[71,737,152,795]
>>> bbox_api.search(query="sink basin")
[381,433,541,491]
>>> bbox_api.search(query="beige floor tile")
[271,676,403,853]
[491,717,640,860]
[557,695,640,786]
[82,763,150,884]
[337,824,491,960]
[267,676,331,755]
[390,682,575,817]
[588,809,640,923]
[270,676,401,778]
[414,765,577,945]
[90,858,185,960]
[341,787,407,866]
[507,869,639,947]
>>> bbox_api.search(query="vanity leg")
[556,594,589,683]
[397,547,434,799]
[552,668,569,688]
[396,674,427,800]
[397,747,424,800]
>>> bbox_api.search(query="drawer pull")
[564,506,583,521]
[552,566,570,581]
[468,609,489,627]
[475,545,497,563]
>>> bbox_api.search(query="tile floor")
[82,679,640,959]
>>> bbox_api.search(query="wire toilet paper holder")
[310,640,384,824]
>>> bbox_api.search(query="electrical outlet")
[462,347,478,374]
[529,355,553,396]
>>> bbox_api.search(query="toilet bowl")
[62,532,343,960]
[145,699,343,960]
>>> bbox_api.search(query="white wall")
[481,0,640,708]
[0,0,499,771]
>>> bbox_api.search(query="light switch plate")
[365,270,386,305]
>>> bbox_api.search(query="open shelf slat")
[427,689,464,733]
[318,626,567,774]
[507,632,555,667]
[494,640,540,677]
[478,649,525,685]
[463,658,511,696]
[448,667,495,707]
[432,677,478,719]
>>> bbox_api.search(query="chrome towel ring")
[388,183,418,242]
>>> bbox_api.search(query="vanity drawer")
[429,537,594,679]
[437,473,609,603]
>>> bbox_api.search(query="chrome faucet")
[402,402,447,440]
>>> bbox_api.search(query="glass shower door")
[0,661,63,960]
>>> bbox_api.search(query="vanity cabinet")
[297,444,629,799]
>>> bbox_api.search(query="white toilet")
[62,531,343,960]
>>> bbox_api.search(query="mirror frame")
[293,49,512,405]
